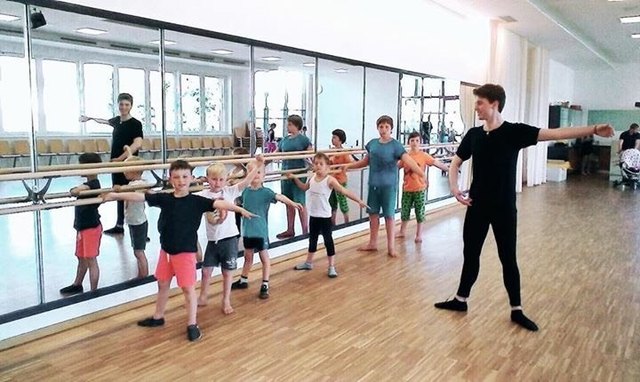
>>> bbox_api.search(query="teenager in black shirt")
[618,123,640,154]
[80,93,143,235]
[435,84,614,331]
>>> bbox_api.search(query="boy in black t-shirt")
[60,153,104,295]
[434,84,614,332]
[102,160,255,342]
[80,93,143,235]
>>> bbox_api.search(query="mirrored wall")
[0,0,465,318]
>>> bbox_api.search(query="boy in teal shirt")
[231,159,302,299]
[346,115,425,257]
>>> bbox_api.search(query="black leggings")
[456,205,521,306]
[112,172,128,226]
[309,217,335,257]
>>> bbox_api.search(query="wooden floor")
[1,174,639,381]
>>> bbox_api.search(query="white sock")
[455,295,467,302]
[240,276,248,283]
[511,305,522,311]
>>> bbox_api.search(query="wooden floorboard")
[1,175,639,381]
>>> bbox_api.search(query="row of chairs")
[0,135,239,167]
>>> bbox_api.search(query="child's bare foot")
[395,232,405,238]
[414,236,422,243]
[197,296,208,307]
[358,244,378,252]
[222,303,234,315]
[387,251,398,258]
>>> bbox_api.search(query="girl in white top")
[288,153,367,278]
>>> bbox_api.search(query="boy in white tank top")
[287,153,368,277]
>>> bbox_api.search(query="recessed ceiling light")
[149,40,176,45]
[632,33,640,38]
[303,62,316,67]
[334,68,349,73]
[620,15,640,24]
[0,13,19,22]
[75,27,108,35]
[261,56,281,62]
[211,49,233,55]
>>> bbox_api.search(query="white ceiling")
[431,0,640,70]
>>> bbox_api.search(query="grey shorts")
[128,221,148,251]
[204,236,238,270]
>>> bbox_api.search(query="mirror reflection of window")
[83,63,114,133]
[42,59,80,134]
[0,56,30,133]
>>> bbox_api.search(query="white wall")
[63,0,491,85]
[548,59,574,104]
[574,64,640,110]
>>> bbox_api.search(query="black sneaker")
[137,317,165,327]
[259,285,269,299]
[187,324,202,342]
[231,279,249,290]
[59,284,83,295]
[434,298,468,312]
[511,310,539,332]
[104,226,125,235]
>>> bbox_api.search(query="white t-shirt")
[197,185,241,241]
[125,179,147,225]
[307,175,333,218]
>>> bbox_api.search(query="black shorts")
[128,221,148,251]
[203,237,238,270]
[243,237,268,252]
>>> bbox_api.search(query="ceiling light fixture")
[303,62,316,67]
[0,13,19,22]
[76,27,108,35]
[632,33,640,38]
[620,15,640,24]
[261,56,281,62]
[149,40,176,45]
[334,68,349,73]
[211,49,233,55]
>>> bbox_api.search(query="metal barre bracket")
[21,178,54,204]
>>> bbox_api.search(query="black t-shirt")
[109,117,143,159]
[74,178,101,230]
[457,121,540,209]
[145,193,214,254]
[619,130,640,151]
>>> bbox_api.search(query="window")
[180,74,200,132]
[255,70,305,133]
[42,60,79,133]
[118,68,145,123]
[0,56,31,133]
[151,71,177,132]
[204,76,223,132]
[83,63,113,133]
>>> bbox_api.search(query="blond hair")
[206,162,227,178]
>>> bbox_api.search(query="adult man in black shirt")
[434,84,614,331]
[618,123,640,155]
[80,93,143,235]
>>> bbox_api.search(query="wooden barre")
[0,149,367,182]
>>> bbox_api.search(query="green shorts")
[329,182,349,214]
[367,185,397,218]
[281,178,306,204]
[401,190,426,223]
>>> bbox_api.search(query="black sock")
[511,310,539,331]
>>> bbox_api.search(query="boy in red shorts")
[60,152,104,295]
[103,160,255,342]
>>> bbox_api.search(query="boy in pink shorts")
[59,152,104,295]
[103,160,255,342]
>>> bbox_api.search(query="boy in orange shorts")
[103,160,255,342]
[60,152,104,295]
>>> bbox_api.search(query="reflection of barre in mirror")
[0,144,458,212]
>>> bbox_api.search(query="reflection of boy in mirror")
[274,115,312,239]
[79,93,143,235]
